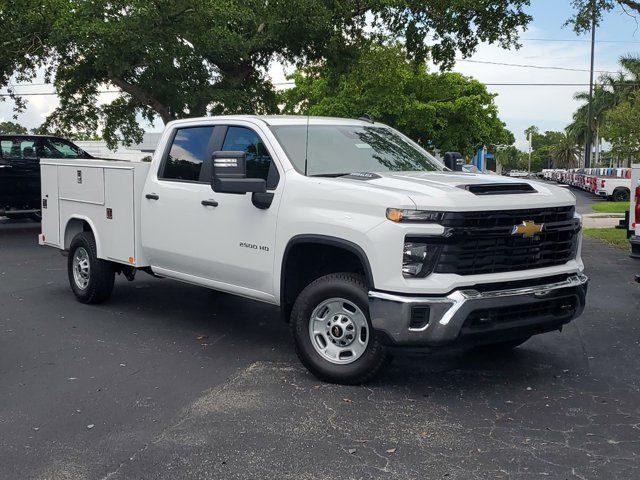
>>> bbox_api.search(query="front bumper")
[369,273,588,347]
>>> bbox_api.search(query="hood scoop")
[459,183,537,195]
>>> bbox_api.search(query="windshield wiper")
[309,173,351,178]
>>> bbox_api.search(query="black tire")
[29,211,42,222]
[473,336,530,353]
[5,213,27,220]
[289,273,389,384]
[67,231,115,304]
[613,188,630,202]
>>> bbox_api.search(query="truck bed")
[39,158,151,267]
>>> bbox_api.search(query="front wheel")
[290,273,389,384]
[68,231,115,304]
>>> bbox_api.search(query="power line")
[521,37,640,44]
[0,90,120,97]
[456,58,617,74]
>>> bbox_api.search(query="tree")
[568,0,640,32]
[551,132,580,168]
[601,91,640,165]
[0,121,28,134]
[280,43,513,156]
[523,126,565,171]
[0,1,531,147]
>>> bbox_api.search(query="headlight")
[387,208,443,223]
[402,241,441,277]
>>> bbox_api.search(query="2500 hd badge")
[239,241,269,252]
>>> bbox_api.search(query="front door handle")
[145,193,159,200]
[201,199,218,207]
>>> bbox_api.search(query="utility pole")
[527,131,532,173]
[584,0,596,168]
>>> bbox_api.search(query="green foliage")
[568,1,640,33]
[0,0,531,147]
[583,227,629,250]
[493,145,527,172]
[0,121,28,134]
[280,43,513,156]
[591,201,630,213]
[550,131,581,169]
[522,126,570,171]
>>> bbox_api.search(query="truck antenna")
[304,108,310,176]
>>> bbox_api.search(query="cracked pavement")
[1,190,639,479]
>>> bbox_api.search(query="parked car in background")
[0,135,92,221]
[507,170,529,178]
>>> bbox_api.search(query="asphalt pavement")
[1,190,639,479]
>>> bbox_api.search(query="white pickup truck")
[594,176,631,201]
[39,115,588,384]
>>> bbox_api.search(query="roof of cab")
[168,115,380,127]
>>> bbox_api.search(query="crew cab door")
[0,137,40,208]
[141,121,283,301]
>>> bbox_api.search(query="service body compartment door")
[102,168,136,264]
[58,165,105,204]
[40,164,60,246]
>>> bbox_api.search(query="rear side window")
[161,126,215,181]
[221,127,273,185]
[1,139,37,160]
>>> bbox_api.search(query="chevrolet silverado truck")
[0,134,92,220]
[39,116,588,384]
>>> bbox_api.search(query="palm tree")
[569,85,616,165]
[551,132,580,168]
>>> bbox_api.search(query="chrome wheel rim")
[72,247,90,290]
[309,297,369,365]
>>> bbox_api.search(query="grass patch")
[583,227,629,249]
[591,201,629,214]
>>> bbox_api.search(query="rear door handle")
[201,199,218,207]
[145,193,159,200]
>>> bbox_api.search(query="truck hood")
[336,171,576,211]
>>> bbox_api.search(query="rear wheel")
[613,188,630,202]
[290,273,389,384]
[68,231,115,304]
[29,211,42,222]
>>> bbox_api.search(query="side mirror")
[211,151,266,194]
[443,152,464,171]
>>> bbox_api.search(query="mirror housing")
[211,151,266,194]
[443,152,464,171]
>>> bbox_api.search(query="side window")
[40,138,82,159]
[1,140,12,159]
[2,139,37,160]
[221,127,277,187]
[161,126,214,182]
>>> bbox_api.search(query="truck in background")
[0,134,93,221]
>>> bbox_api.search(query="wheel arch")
[63,216,102,257]
[280,234,374,321]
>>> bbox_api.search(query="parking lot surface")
[1,200,639,479]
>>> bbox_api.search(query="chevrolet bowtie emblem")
[512,220,544,238]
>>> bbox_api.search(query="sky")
[1,0,640,151]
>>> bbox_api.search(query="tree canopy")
[280,44,514,156]
[0,0,531,146]
[568,0,640,32]
[0,121,28,134]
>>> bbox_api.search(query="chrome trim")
[368,274,588,345]
[369,274,587,305]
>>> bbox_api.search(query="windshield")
[269,124,443,176]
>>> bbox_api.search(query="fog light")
[402,241,441,277]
